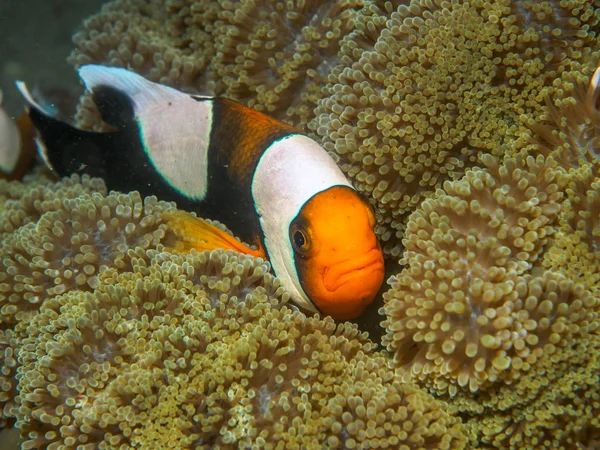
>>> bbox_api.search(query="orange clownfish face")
[289,186,384,320]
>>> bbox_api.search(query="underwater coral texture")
[382,151,600,448]
[0,175,467,449]
[1,0,600,449]
[0,172,172,429]
[16,249,466,449]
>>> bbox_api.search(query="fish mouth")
[323,248,384,293]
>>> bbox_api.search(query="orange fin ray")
[162,210,265,258]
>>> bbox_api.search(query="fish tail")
[15,80,110,177]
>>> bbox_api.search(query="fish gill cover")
[1,0,600,449]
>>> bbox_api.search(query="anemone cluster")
[381,150,600,448]
[0,173,174,435]
[378,49,600,447]
[381,153,569,393]
[14,249,466,449]
[0,175,467,449]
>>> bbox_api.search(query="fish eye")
[290,225,310,253]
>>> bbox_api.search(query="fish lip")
[322,248,384,293]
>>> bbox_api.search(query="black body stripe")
[196,98,295,245]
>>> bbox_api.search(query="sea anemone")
[0,178,172,429]
[381,152,568,394]
[67,0,366,130]
[543,164,600,298]
[381,150,600,448]
[66,0,600,256]
[0,173,106,238]
[0,187,172,328]
[68,0,219,88]
[454,278,600,449]
[15,249,467,449]
[211,0,366,125]
[529,64,600,169]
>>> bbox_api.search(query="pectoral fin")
[162,210,266,259]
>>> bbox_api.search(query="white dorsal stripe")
[79,65,211,200]
[251,134,353,313]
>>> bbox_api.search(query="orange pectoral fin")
[162,210,265,258]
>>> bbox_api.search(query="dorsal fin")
[78,65,189,126]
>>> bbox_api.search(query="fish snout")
[318,248,385,319]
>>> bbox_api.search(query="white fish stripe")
[251,134,352,313]
[79,65,212,200]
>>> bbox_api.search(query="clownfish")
[16,65,384,320]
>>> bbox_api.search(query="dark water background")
[0,0,107,118]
